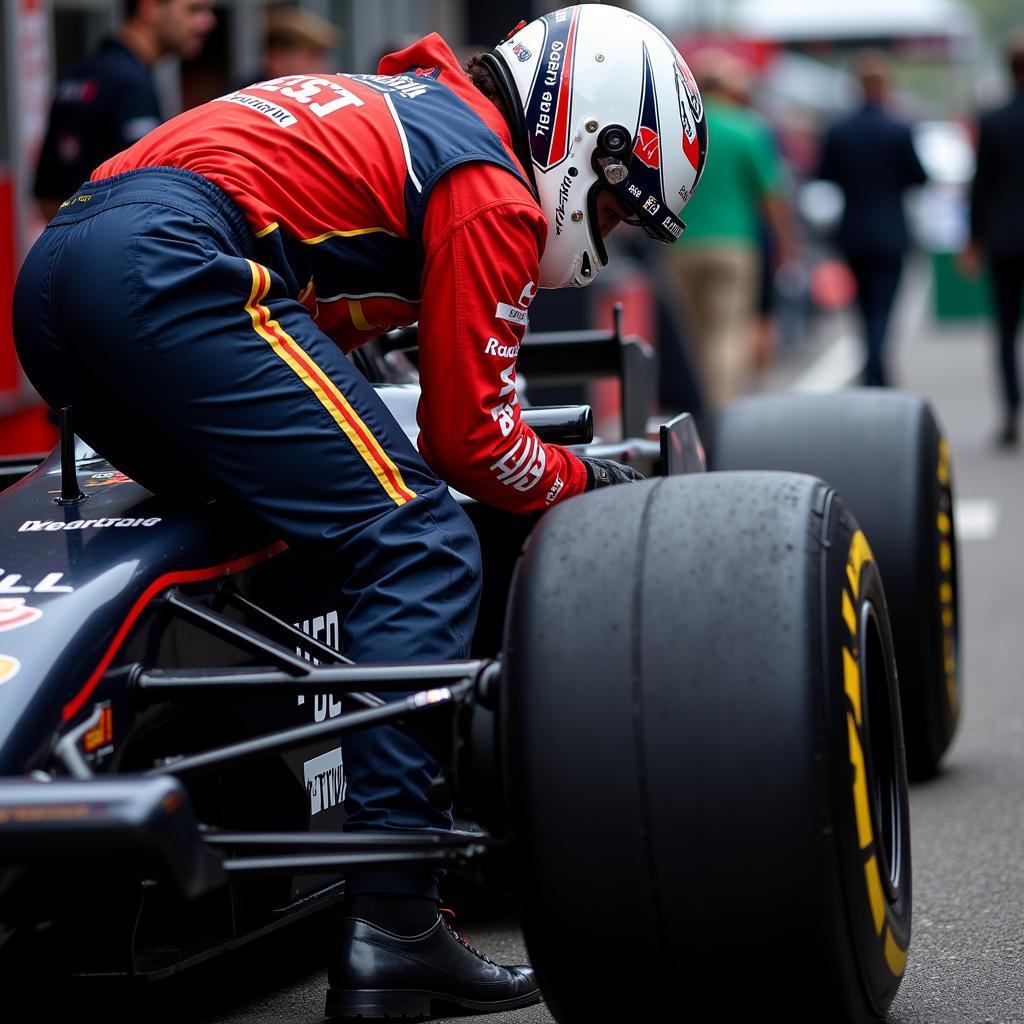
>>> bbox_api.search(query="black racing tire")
[503,472,911,1023]
[711,390,959,780]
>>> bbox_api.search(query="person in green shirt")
[669,50,794,408]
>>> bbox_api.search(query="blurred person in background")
[960,30,1024,448]
[667,49,796,409]
[33,0,216,220]
[815,49,927,387]
[12,5,706,1018]
[231,4,339,90]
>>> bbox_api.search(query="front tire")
[503,472,910,1022]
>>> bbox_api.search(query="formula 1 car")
[0,318,958,1022]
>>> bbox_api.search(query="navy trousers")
[13,168,482,898]
[989,254,1024,414]
[846,251,904,387]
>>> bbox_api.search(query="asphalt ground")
[32,256,1024,1023]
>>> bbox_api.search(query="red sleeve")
[416,162,587,513]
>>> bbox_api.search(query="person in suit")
[816,49,927,387]
[960,30,1024,447]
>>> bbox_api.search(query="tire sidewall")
[825,500,912,1013]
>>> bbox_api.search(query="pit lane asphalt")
[47,257,1024,1023]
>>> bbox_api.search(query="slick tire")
[503,473,911,1023]
[712,389,959,779]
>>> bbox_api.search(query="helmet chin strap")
[477,49,539,200]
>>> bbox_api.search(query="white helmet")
[489,4,708,288]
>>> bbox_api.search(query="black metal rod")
[203,830,487,850]
[212,588,385,709]
[146,676,476,779]
[135,660,487,697]
[218,587,355,667]
[58,406,85,504]
[163,589,314,675]
[221,846,487,874]
[131,666,383,710]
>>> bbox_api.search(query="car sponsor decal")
[525,6,580,170]
[0,655,20,685]
[47,469,135,497]
[82,702,114,758]
[86,470,133,488]
[62,541,287,722]
[0,803,89,825]
[0,572,73,595]
[0,598,42,632]
[304,746,347,815]
[20,517,161,531]
[294,610,344,721]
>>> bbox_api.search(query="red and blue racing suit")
[13,34,584,899]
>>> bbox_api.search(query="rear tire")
[712,389,960,779]
[503,473,911,1022]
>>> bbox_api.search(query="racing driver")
[13,4,707,1018]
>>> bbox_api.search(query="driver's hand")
[580,456,646,489]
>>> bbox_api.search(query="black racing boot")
[325,909,541,1019]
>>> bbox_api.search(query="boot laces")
[440,907,493,964]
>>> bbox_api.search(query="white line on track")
[955,499,999,541]
[790,334,862,392]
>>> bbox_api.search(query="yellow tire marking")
[864,854,886,935]
[843,529,907,977]
[847,712,873,850]
[844,647,862,726]
[937,438,950,486]
[842,589,856,638]
[885,927,909,975]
